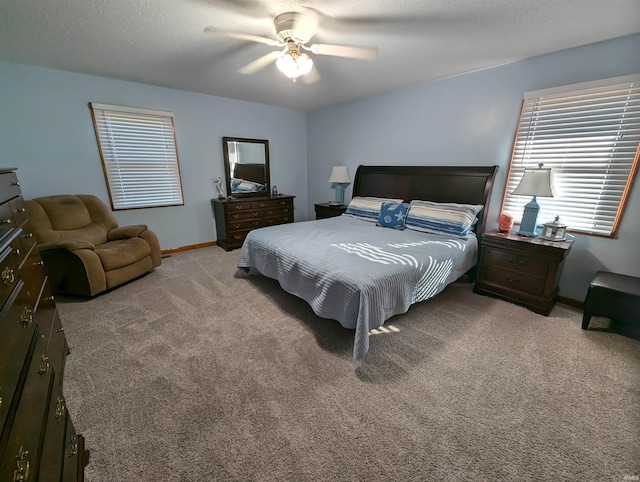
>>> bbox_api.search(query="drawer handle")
[35,260,44,266]
[20,306,33,328]
[55,396,66,420]
[11,181,20,187]
[283,209,290,213]
[69,435,78,458]
[279,201,286,205]
[2,266,15,285]
[252,212,259,217]
[506,275,520,283]
[267,219,274,224]
[13,248,21,257]
[38,354,50,377]
[13,446,29,482]
[22,233,33,239]
[267,210,273,215]
[0,218,12,225]
[233,234,243,240]
[259,203,266,207]
[232,214,240,219]
[509,258,524,266]
[234,224,240,229]
[16,207,26,213]
[234,205,242,210]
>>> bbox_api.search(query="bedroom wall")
[0,61,307,250]
[306,34,640,302]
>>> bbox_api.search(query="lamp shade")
[511,165,554,197]
[328,166,351,184]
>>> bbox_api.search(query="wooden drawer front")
[0,333,55,481]
[0,172,21,205]
[34,278,57,348]
[485,248,549,278]
[38,385,69,479]
[0,283,37,437]
[48,314,69,385]
[0,201,14,229]
[18,220,37,256]
[228,230,250,245]
[18,243,46,303]
[227,210,264,221]
[0,235,23,306]
[484,264,547,296]
[250,198,293,209]
[10,196,29,229]
[228,219,264,232]
[266,214,293,226]
[226,201,252,212]
[62,421,84,481]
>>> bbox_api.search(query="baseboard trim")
[557,295,583,310]
[161,241,217,255]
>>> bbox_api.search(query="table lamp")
[511,163,554,237]
[328,166,351,206]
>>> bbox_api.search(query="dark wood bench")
[582,271,640,329]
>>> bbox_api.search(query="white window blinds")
[90,103,184,210]
[502,74,640,237]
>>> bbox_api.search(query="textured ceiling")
[2,0,639,111]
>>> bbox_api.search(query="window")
[90,103,184,210]
[502,74,640,237]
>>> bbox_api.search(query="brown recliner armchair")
[26,194,161,296]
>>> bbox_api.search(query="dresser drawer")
[0,172,21,205]
[228,218,264,232]
[38,384,69,479]
[483,264,547,296]
[484,248,549,278]
[250,198,293,209]
[227,201,252,212]
[10,196,29,229]
[227,209,263,221]
[0,233,23,307]
[0,332,55,481]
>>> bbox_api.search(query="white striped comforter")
[237,215,477,360]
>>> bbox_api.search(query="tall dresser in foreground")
[0,169,88,480]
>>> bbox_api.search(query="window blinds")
[502,75,640,237]
[90,103,184,210]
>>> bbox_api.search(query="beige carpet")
[57,246,640,481]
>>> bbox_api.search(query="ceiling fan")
[204,10,378,82]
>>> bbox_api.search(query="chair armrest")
[38,240,96,251]
[108,225,148,240]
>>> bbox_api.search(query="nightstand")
[314,202,347,220]
[473,230,574,315]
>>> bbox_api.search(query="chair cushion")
[95,238,151,271]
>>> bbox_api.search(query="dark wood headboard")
[352,165,499,235]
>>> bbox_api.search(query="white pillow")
[344,196,404,222]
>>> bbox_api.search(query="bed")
[237,165,498,360]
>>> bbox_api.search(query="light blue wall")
[307,34,640,301]
[2,34,639,301]
[0,62,308,250]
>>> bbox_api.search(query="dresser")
[212,195,295,251]
[314,203,348,220]
[473,230,574,315]
[0,169,88,480]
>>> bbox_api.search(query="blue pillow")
[376,202,409,230]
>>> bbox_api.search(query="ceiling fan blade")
[301,66,321,85]
[310,43,378,60]
[204,26,280,46]
[238,51,280,75]
[292,9,319,42]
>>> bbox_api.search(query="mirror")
[222,137,270,198]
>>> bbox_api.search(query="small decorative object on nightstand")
[315,202,347,220]
[540,216,567,241]
[473,229,574,315]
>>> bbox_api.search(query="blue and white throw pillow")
[376,202,409,230]
[405,200,483,238]
[344,196,404,222]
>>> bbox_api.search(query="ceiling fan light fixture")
[276,50,313,79]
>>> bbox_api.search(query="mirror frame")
[222,137,270,198]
